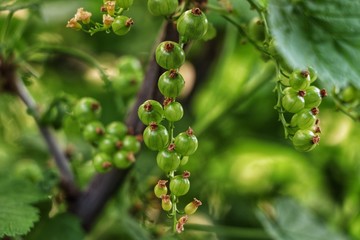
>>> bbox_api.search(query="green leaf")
[268,0,360,87]
[26,213,85,240]
[256,198,349,240]
[0,198,39,238]
[0,178,45,237]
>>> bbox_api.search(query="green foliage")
[268,0,360,87]
[26,213,85,240]
[0,178,44,238]
[257,198,348,240]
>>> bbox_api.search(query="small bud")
[66,17,82,30]
[312,135,320,144]
[154,180,168,198]
[298,90,306,97]
[161,195,172,211]
[184,198,202,215]
[103,14,114,28]
[105,1,116,16]
[311,107,319,115]
[75,8,92,24]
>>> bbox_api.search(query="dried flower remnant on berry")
[75,8,92,24]
[176,215,188,233]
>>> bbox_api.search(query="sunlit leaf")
[268,0,360,87]
[257,198,348,240]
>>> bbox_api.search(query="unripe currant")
[282,87,305,113]
[164,101,184,122]
[74,97,101,124]
[122,135,141,153]
[170,171,190,196]
[106,121,128,139]
[304,86,322,108]
[154,180,168,198]
[138,100,164,125]
[155,41,185,70]
[158,70,185,98]
[184,198,202,215]
[112,16,133,36]
[161,195,172,211]
[143,122,169,151]
[289,69,311,90]
[177,8,208,41]
[292,129,320,152]
[82,121,105,143]
[113,151,135,169]
[156,144,181,172]
[116,0,133,9]
[98,134,119,155]
[93,153,113,173]
[290,108,317,130]
[147,0,178,16]
[248,17,265,42]
[174,127,198,156]
[308,66,318,83]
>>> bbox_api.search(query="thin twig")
[11,73,77,194]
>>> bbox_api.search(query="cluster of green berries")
[139,2,209,233]
[279,68,327,152]
[73,97,140,172]
[66,0,134,36]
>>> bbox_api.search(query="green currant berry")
[282,88,305,113]
[180,156,189,166]
[82,121,105,143]
[290,109,317,130]
[158,70,185,98]
[184,198,202,215]
[161,195,172,211]
[340,85,357,103]
[123,135,141,153]
[248,17,265,42]
[93,153,113,173]
[117,55,142,75]
[74,97,101,124]
[106,121,128,139]
[147,0,178,16]
[113,151,135,169]
[154,180,168,198]
[174,127,198,156]
[164,101,184,122]
[116,0,133,8]
[138,100,164,125]
[170,171,190,196]
[99,134,120,155]
[304,86,322,108]
[112,16,134,36]
[307,66,318,83]
[292,129,320,152]
[155,41,185,70]
[289,69,311,90]
[157,144,181,172]
[143,122,169,151]
[177,8,208,41]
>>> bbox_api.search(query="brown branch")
[68,21,179,231]
[0,57,77,196]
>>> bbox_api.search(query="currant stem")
[0,11,14,50]
[221,15,269,56]
[171,194,178,233]
[20,45,111,90]
[274,62,290,138]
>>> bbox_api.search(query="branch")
[68,21,180,231]
[0,58,77,196]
